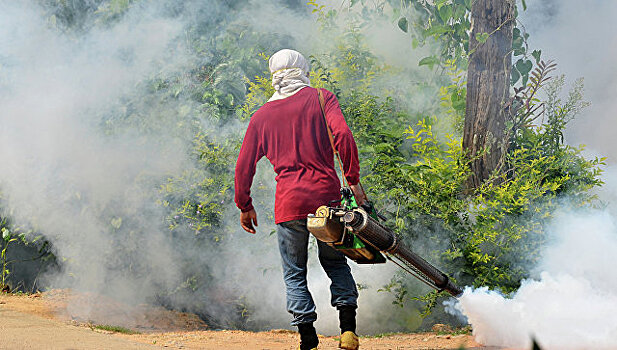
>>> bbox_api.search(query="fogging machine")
[307,188,462,297]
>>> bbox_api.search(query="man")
[234,49,365,350]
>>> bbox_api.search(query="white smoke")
[521,0,617,162]
[0,0,434,334]
[449,205,617,349]
[0,0,189,301]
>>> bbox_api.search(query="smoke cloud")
[0,0,437,335]
[521,0,617,162]
[449,204,617,349]
[0,0,195,316]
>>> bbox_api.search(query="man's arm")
[234,119,263,233]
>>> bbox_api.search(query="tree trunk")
[463,0,515,189]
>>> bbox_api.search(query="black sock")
[337,305,357,333]
[298,323,318,350]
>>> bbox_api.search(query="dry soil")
[0,291,498,350]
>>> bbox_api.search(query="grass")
[361,332,403,339]
[448,325,472,336]
[91,324,140,335]
[362,325,472,338]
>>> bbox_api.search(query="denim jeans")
[277,219,358,326]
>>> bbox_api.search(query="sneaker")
[338,331,359,350]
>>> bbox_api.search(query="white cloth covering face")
[268,49,311,102]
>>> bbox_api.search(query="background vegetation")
[0,0,604,331]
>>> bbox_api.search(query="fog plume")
[0,0,439,334]
[0,0,190,300]
[449,204,617,349]
[522,0,617,161]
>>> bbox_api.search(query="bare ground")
[0,291,498,350]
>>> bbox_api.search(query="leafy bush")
[359,71,603,316]
[0,215,55,293]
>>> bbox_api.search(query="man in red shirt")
[235,49,364,350]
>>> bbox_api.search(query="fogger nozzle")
[343,209,463,297]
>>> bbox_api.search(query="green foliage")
[378,278,409,308]
[0,225,21,291]
[395,0,473,69]
[365,77,602,312]
[0,216,53,293]
[437,60,467,134]
[241,53,275,119]
[91,324,140,334]
[3,0,278,322]
[160,133,237,238]
[388,0,540,89]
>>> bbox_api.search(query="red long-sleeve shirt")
[234,87,360,224]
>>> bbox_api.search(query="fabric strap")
[317,88,348,187]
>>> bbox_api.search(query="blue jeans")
[277,219,358,326]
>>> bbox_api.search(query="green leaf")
[516,59,533,76]
[438,5,453,23]
[418,56,440,69]
[521,0,527,11]
[111,217,123,229]
[512,36,524,50]
[453,0,468,17]
[475,32,490,43]
[425,25,452,36]
[513,27,521,38]
[511,67,521,85]
[531,49,542,64]
[452,96,466,112]
[397,17,408,33]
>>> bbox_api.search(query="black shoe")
[298,322,319,350]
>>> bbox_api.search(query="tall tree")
[463,0,516,189]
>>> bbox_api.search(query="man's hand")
[350,183,367,206]
[240,209,258,234]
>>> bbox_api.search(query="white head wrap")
[268,49,311,102]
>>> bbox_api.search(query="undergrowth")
[91,324,140,335]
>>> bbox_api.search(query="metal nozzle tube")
[343,210,395,251]
[344,209,463,297]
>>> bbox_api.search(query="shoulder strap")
[317,88,337,156]
[317,88,348,187]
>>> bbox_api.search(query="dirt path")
[0,307,156,350]
[0,292,495,350]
